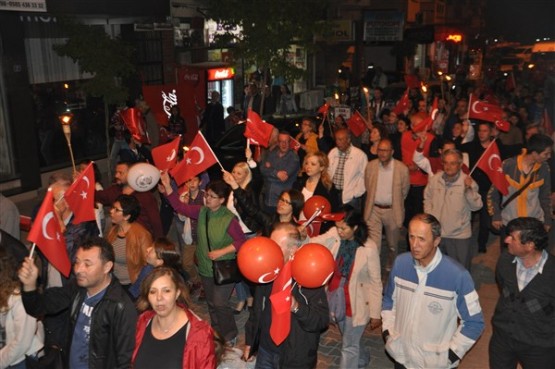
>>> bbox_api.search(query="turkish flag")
[346,110,367,137]
[393,89,410,115]
[317,103,330,115]
[289,136,301,152]
[120,107,151,144]
[429,97,439,120]
[244,109,274,148]
[495,120,510,133]
[170,132,218,185]
[64,162,96,224]
[152,136,181,171]
[468,94,504,124]
[269,260,292,345]
[404,74,420,89]
[27,189,71,277]
[476,140,509,196]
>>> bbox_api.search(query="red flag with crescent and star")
[27,188,71,277]
[269,260,293,345]
[476,140,509,195]
[468,94,504,124]
[289,136,301,152]
[317,102,330,115]
[346,110,367,137]
[64,162,96,224]
[152,136,181,171]
[244,109,274,148]
[170,132,218,185]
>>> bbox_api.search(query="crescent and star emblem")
[471,101,481,114]
[257,267,281,283]
[42,211,55,240]
[187,147,205,165]
[166,149,177,162]
[488,154,503,173]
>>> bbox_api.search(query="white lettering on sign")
[161,89,178,118]
[214,69,229,79]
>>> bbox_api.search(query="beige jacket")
[364,159,410,228]
[309,227,382,326]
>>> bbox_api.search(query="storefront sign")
[207,67,235,81]
[363,11,404,42]
[446,34,462,43]
[0,0,46,12]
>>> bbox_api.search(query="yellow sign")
[446,34,462,43]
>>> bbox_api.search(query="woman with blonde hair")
[294,151,340,211]
[132,267,217,368]
[0,249,43,369]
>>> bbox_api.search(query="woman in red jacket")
[132,267,217,369]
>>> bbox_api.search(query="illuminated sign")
[446,34,462,43]
[161,89,178,118]
[207,68,235,81]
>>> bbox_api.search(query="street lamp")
[59,111,76,173]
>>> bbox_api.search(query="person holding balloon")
[159,171,246,347]
[307,206,383,369]
[240,223,330,368]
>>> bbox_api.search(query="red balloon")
[291,243,335,288]
[237,237,284,284]
[303,195,332,220]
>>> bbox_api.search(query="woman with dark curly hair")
[106,194,153,288]
[132,267,218,369]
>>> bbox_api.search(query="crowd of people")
[0,70,554,369]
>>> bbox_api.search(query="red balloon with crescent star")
[237,237,284,284]
[303,195,331,220]
[291,243,335,288]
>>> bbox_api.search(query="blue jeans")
[7,359,27,369]
[255,346,280,369]
[337,316,367,369]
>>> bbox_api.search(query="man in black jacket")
[243,223,329,368]
[18,237,137,369]
[489,217,555,369]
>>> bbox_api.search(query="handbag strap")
[501,170,536,209]
[204,210,212,252]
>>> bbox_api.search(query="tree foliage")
[53,19,135,105]
[206,0,330,82]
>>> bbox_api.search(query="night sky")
[485,0,555,43]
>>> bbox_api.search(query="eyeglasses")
[278,197,292,205]
[204,192,220,200]
[110,207,124,213]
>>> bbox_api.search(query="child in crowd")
[128,237,188,300]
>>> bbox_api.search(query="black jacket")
[22,276,137,369]
[245,282,329,369]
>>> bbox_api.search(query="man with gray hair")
[423,149,482,270]
[382,213,484,369]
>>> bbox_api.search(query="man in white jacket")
[382,213,484,369]
[423,149,482,271]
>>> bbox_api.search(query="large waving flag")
[27,188,71,277]
[475,140,509,195]
[269,260,293,345]
[152,136,181,171]
[346,110,367,137]
[170,132,218,185]
[468,94,509,132]
[244,109,274,148]
[64,162,96,224]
